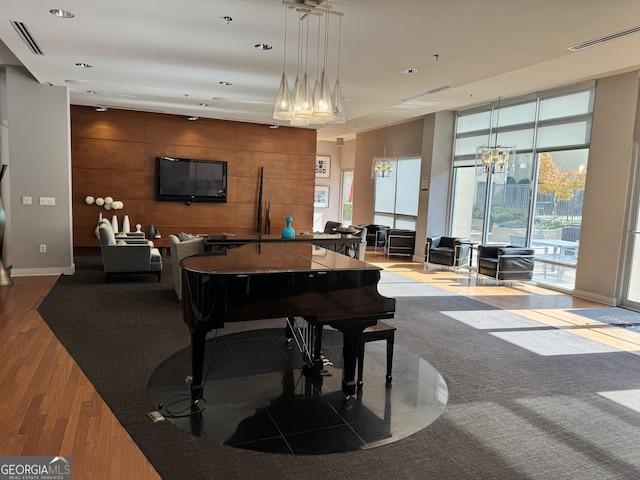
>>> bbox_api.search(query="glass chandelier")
[475,98,515,176]
[372,126,396,178]
[475,145,515,175]
[273,2,345,126]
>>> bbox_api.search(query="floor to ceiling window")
[450,86,594,291]
[340,169,354,225]
[373,156,421,230]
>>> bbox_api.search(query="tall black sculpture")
[256,166,263,234]
[0,164,12,286]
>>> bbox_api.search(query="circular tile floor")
[148,327,448,455]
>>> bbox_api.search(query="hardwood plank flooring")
[0,275,161,480]
[0,252,636,479]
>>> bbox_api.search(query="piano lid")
[180,242,380,276]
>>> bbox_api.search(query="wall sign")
[315,155,331,178]
[314,185,330,208]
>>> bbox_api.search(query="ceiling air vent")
[401,86,450,103]
[11,21,44,55]
[568,25,640,51]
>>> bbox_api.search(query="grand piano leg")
[190,330,206,402]
[333,320,378,397]
[311,322,324,370]
[341,330,362,397]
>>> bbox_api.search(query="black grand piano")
[181,242,395,401]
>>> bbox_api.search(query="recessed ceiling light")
[96,106,108,112]
[76,62,92,68]
[187,116,199,121]
[402,67,418,74]
[86,90,100,94]
[50,9,74,18]
[219,81,232,86]
[255,43,272,50]
[222,16,233,23]
[199,103,210,107]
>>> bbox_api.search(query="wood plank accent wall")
[71,106,317,248]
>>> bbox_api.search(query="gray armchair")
[354,226,368,261]
[323,220,342,233]
[98,220,162,283]
[477,244,535,282]
[169,234,205,300]
[425,236,471,269]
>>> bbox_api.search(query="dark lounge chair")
[425,236,471,270]
[477,244,535,283]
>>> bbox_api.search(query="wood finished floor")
[1,252,637,479]
[0,275,161,480]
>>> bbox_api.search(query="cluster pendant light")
[372,125,396,179]
[475,98,515,177]
[273,2,345,126]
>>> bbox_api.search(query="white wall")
[421,111,455,240]
[574,72,639,304]
[315,140,344,230]
[2,66,74,276]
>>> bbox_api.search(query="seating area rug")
[37,255,640,479]
[568,306,640,332]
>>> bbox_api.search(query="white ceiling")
[1,0,640,141]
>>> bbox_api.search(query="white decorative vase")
[111,215,119,234]
[122,215,131,233]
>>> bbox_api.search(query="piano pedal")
[321,355,333,367]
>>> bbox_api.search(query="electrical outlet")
[147,411,165,423]
[40,244,46,253]
[39,197,56,206]
[22,196,32,205]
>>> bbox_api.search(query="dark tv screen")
[156,156,227,203]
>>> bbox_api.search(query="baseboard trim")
[11,264,76,277]
[572,288,617,306]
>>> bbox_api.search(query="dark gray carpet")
[38,256,640,479]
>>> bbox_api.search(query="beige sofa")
[169,234,205,300]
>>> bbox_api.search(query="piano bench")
[357,321,396,388]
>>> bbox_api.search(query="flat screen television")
[156,156,227,203]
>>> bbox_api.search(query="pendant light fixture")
[273,6,291,120]
[290,11,310,125]
[372,125,396,178]
[273,1,344,126]
[331,13,345,124]
[311,1,334,121]
[475,97,515,176]
[291,12,313,123]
